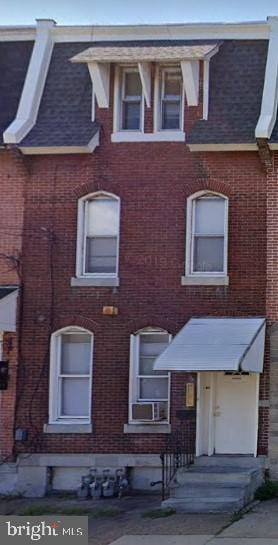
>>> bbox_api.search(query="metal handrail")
[151,421,195,500]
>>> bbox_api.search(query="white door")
[214,372,258,455]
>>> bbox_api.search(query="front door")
[214,372,258,455]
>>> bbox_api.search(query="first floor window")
[187,192,228,275]
[129,328,171,423]
[49,327,93,424]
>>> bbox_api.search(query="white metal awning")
[154,317,266,373]
[0,288,18,332]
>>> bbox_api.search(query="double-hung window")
[121,69,143,131]
[160,68,183,130]
[49,327,93,424]
[186,192,228,276]
[76,192,120,280]
[129,329,171,424]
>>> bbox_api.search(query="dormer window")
[121,69,143,130]
[161,68,183,130]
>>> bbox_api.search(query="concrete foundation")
[2,453,162,497]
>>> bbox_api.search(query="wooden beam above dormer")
[138,62,151,107]
[181,60,199,107]
[88,61,110,108]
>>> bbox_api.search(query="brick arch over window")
[53,314,99,334]
[73,182,121,200]
[184,179,232,199]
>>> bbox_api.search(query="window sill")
[71,277,119,287]
[124,423,171,434]
[111,131,185,143]
[44,423,92,434]
[181,275,229,286]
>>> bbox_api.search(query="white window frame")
[76,191,120,280]
[49,326,94,425]
[154,65,185,134]
[185,190,229,278]
[128,328,171,425]
[113,65,144,133]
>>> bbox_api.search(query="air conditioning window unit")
[131,402,167,422]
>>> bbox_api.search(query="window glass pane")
[139,378,168,399]
[125,72,141,97]
[164,72,181,98]
[87,198,119,237]
[195,197,225,235]
[61,378,90,417]
[85,236,117,274]
[61,334,91,374]
[139,333,169,375]
[162,102,180,129]
[122,101,141,130]
[193,236,224,272]
[139,356,168,376]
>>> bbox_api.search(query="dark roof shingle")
[0,41,34,145]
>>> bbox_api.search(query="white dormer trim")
[3,19,55,144]
[87,62,110,108]
[181,60,199,107]
[138,62,151,108]
[256,17,278,139]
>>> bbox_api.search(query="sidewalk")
[105,499,278,545]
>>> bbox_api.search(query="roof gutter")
[255,17,278,140]
[3,19,55,144]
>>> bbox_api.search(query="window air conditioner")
[131,402,166,422]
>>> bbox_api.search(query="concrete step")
[175,467,259,486]
[162,496,245,513]
[194,456,264,469]
[172,485,246,499]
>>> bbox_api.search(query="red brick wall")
[0,149,25,457]
[14,139,268,455]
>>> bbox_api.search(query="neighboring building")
[1,17,278,502]
[0,32,34,463]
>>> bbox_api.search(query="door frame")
[196,371,260,457]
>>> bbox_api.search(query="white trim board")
[3,20,55,144]
[52,21,270,42]
[187,143,258,151]
[20,133,100,155]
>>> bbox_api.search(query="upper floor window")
[160,68,183,130]
[49,327,94,424]
[76,192,120,279]
[121,68,143,131]
[129,328,171,424]
[186,192,228,276]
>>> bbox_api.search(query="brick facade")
[13,139,268,456]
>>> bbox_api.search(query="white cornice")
[0,20,270,43]
[0,27,36,41]
[52,21,270,42]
